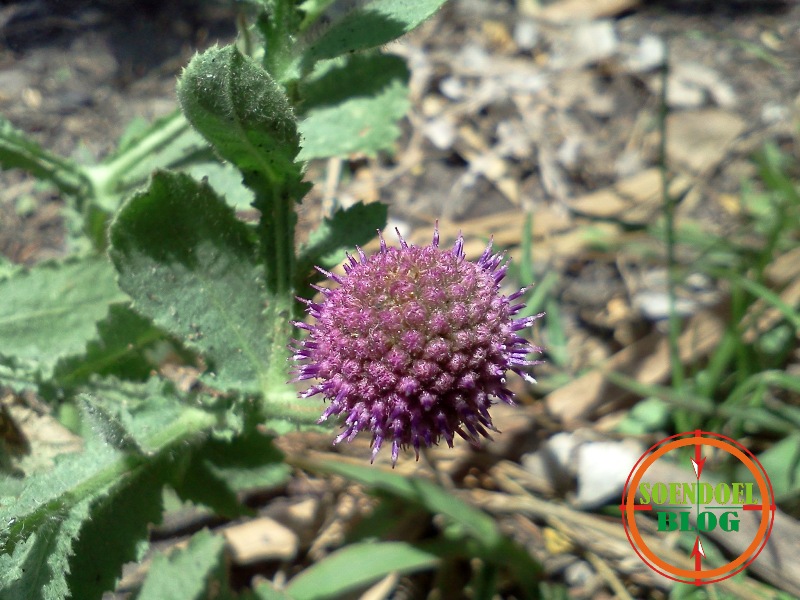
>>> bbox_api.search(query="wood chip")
[666,109,746,174]
[565,168,691,225]
[223,517,299,564]
[535,0,641,23]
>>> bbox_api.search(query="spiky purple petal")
[291,226,543,465]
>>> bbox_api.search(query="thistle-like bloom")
[291,227,542,465]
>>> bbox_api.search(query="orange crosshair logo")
[620,430,775,585]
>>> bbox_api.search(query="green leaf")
[0,390,216,599]
[137,529,228,600]
[0,435,120,557]
[79,396,143,457]
[298,0,338,31]
[0,499,90,600]
[65,461,166,600]
[286,541,439,600]
[177,44,307,369]
[54,304,162,389]
[0,386,216,558]
[109,171,273,393]
[173,429,289,518]
[0,116,88,198]
[178,44,301,183]
[0,397,217,600]
[197,428,289,493]
[296,201,387,284]
[0,254,22,281]
[0,356,39,393]
[738,433,800,502]
[72,378,222,455]
[253,581,297,600]
[297,54,409,160]
[302,0,447,64]
[299,53,406,113]
[0,257,127,377]
[186,160,255,210]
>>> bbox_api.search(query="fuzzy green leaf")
[297,55,409,160]
[0,389,215,557]
[178,44,301,183]
[0,499,90,600]
[186,160,255,210]
[65,461,166,600]
[79,394,144,454]
[0,258,127,377]
[296,201,387,285]
[302,0,447,64]
[286,541,439,600]
[173,428,289,518]
[109,171,273,393]
[0,390,216,600]
[0,431,121,558]
[54,304,162,389]
[0,356,39,393]
[137,529,229,600]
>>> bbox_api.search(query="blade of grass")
[607,372,799,434]
[543,296,569,369]
[286,541,439,600]
[731,275,800,332]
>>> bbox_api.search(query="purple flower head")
[291,227,543,465]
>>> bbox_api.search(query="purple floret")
[291,226,543,465]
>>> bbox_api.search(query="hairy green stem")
[85,112,191,201]
[68,408,216,505]
[259,184,298,400]
[262,0,300,82]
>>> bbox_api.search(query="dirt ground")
[1,0,799,598]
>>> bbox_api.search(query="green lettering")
[639,483,651,504]
[744,483,759,505]
[732,483,744,504]
[699,483,714,504]
[682,483,696,504]
[697,511,717,532]
[657,511,678,532]
[720,511,739,532]
[669,482,682,504]
[715,483,731,504]
[652,483,667,504]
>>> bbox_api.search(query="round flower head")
[291,227,542,465]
